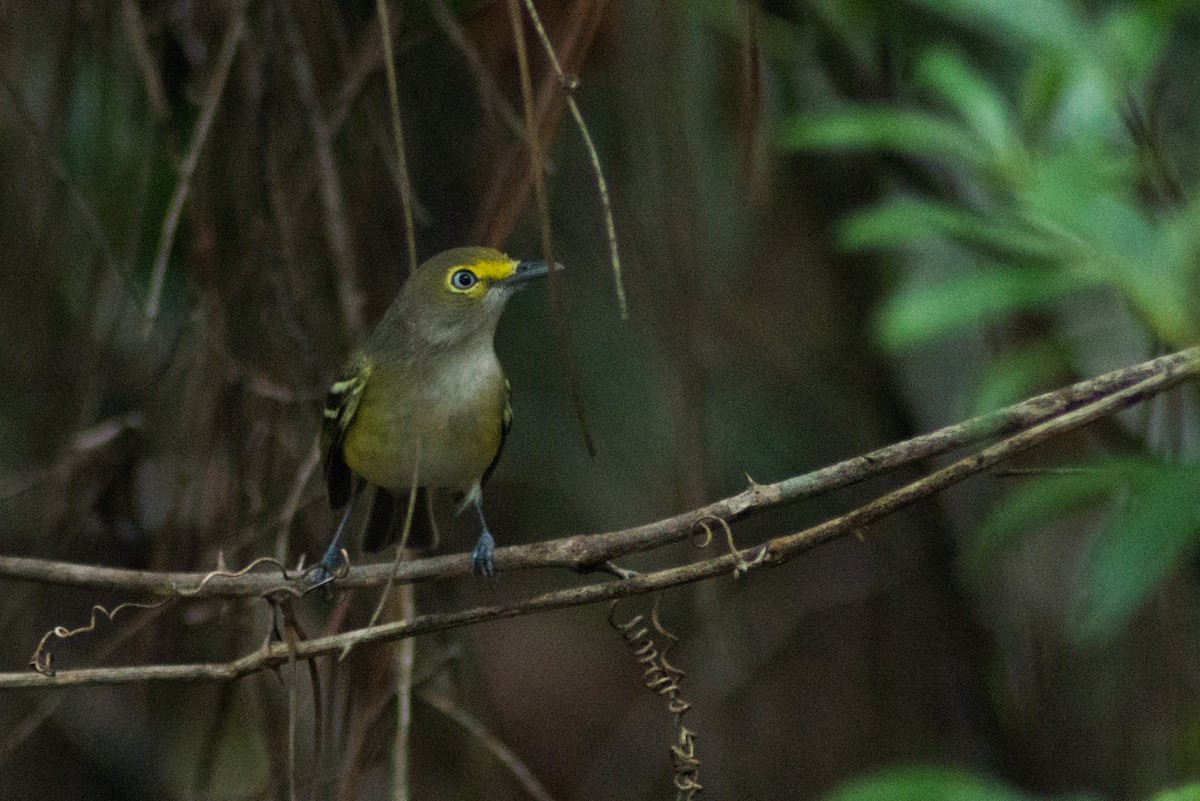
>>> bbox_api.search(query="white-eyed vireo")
[318,246,553,578]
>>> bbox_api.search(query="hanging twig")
[375,0,419,275]
[507,0,597,456]
[520,0,626,318]
[142,1,248,337]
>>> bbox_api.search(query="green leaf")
[1075,461,1200,642]
[843,199,1057,259]
[968,342,1072,417]
[1150,783,1200,801]
[915,49,1020,163]
[779,109,989,170]
[876,266,1084,349]
[824,766,1034,801]
[967,467,1119,584]
[1097,5,1172,85]
[911,0,1090,58]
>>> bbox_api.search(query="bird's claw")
[310,547,347,588]
[471,531,496,578]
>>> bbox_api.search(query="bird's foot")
[310,545,347,588]
[470,530,496,578]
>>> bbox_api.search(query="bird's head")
[390,246,556,348]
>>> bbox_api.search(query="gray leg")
[469,496,496,577]
[314,486,357,585]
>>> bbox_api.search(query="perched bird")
[318,246,554,578]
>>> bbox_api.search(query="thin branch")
[142,2,248,337]
[375,0,419,275]
[420,691,558,801]
[276,441,322,563]
[1,347,1196,690]
[2,345,1195,600]
[0,68,120,276]
[508,0,597,457]
[429,0,526,139]
[282,3,365,335]
[393,587,415,801]
[520,0,626,318]
[120,0,171,125]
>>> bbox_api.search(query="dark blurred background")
[3,1,1200,799]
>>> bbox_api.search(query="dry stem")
[0,346,1196,690]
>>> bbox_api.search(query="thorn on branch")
[599,560,638,580]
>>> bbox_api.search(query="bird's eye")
[450,269,478,290]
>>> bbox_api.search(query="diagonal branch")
[1,345,1196,600]
[0,346,1197,690]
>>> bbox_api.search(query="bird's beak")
[503,259,562,288]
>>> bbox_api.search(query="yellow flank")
[340,358,507,492]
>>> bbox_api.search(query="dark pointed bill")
[504,259,562,288]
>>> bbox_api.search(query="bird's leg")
[314,487,357,585]
[469,496,496,577]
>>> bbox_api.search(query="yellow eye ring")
[448,268,479,291]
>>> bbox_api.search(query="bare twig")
[508,0,597,457]
[429,0,525,138]
[375,0,419,275]
[1,347,1196,690]
[759,360,1197,561]
[276,442,322,563]
[393,587,416,801]
[142,2,248,337]
[3,345,1195,602]
[470,0,608,247]
[120,0,171,124]
[0,68,120,275]
[420,691,558,801]
[520,0,626,318]
[0,601,168,763]
[282,3,365,336]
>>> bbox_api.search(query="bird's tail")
[362,485,439,552]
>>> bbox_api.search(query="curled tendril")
[179,554,301,597]
[30,600,168,676]
[689,514,730,549]
[718,519,767,579]
[671,726,702,799]
[608,597,700,798]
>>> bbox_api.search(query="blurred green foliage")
[970,458,1200,642]
[784,4,1200,350]
[825,767,1200,801]
[822,766,1083,801]
[781,0,1200,648]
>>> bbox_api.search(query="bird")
[316,246,554,580]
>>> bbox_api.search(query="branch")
[0,346,1197,690]
[1,345,1195,600]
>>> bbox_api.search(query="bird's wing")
[321,352,371,509]
[480,378,512,487]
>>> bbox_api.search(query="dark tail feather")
[362,486,437,552]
